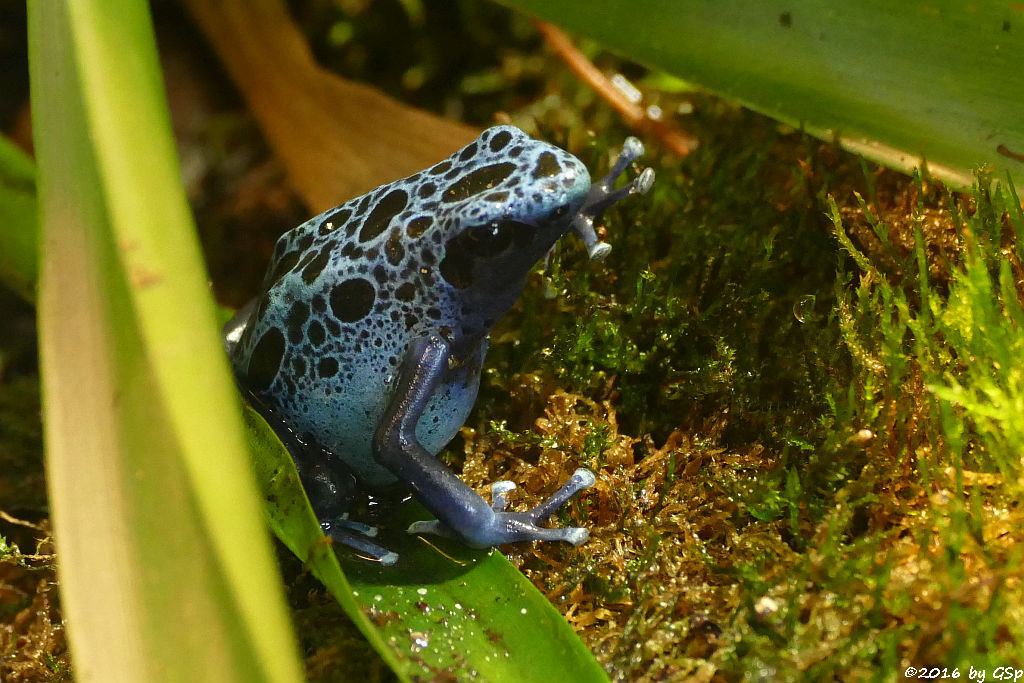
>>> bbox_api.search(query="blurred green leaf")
[0,136,37,302]
[503,0,1024,189]
[28,1,303,680]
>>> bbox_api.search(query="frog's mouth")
[570,136,654,261]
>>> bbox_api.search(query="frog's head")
[434,126,653,304]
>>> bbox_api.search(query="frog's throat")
[570,136,655,261]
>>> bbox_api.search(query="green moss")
[470,99,1024,677]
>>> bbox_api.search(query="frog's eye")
[506,221,536,248]
[464,223,513,256]
[440,221,537,289]
[464,221,535,256]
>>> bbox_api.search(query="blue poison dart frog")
[224,125,653,565]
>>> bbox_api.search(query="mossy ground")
[472,135,1024,679]
[2,1,1023,680]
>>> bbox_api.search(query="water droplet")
[409,630,430,651]
[848,429,874,447]
[793,294,816,323]
[754,595,780,617]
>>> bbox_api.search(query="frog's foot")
[322,518,398,566]
[408,468,596,548]
[571,137,655,261]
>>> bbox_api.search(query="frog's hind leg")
[374,333,594,548]
[247,393,398,565]
[570,136,655,261]
[293,449,399,564]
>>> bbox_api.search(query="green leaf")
[0,135,37,302]
[247,407,609,682]
[28,1,303,680]
[502,0,1024,190]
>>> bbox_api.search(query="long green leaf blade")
[29,1,303,680]
[503,0,1024,189]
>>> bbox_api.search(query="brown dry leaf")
[184,0,479,212]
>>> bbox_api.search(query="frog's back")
[230,126,591,486]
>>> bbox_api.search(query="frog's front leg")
[374,333,594,548]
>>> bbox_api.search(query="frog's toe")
[408,519,454,538]
[557,526,589,546]
[379,550,399,566]
[529,467,596,522]
[618,136,645,165]
[490,480,516,511]
[322,518,398,565]
[334,516,378,537]
[633,167,656,195]
[520,523,589,546]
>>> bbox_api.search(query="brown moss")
[0,517,68,682]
